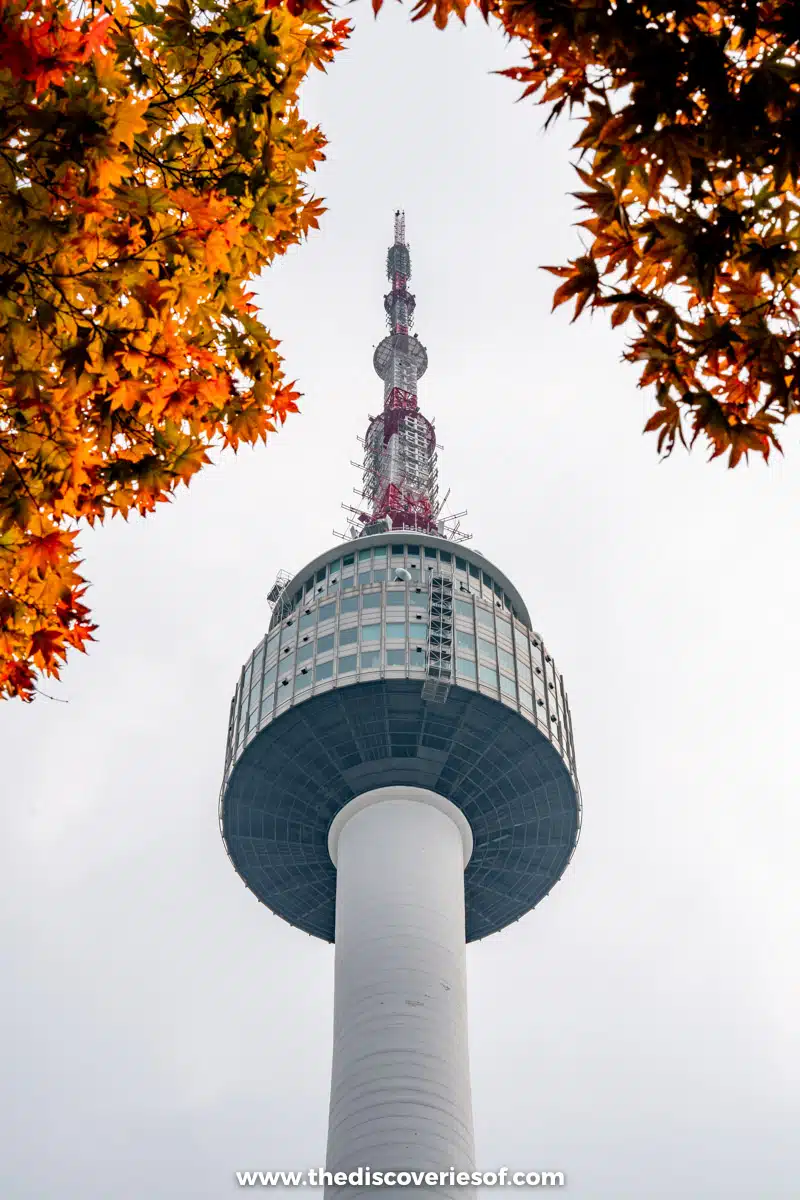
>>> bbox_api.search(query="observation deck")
[219,534,581,943]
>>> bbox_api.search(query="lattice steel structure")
[219,215,582,1200]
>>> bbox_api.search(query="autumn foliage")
[5,0,800,700]
[377,0,800,470]
[0,0,348,699]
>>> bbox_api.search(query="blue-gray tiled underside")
[222,681,579,942]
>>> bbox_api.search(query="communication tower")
[220,214,581,1197]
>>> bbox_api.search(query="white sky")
[2,6,798,1198]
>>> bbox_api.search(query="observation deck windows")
[456,557,467,572]
[482,571,492,588]
[339,627,358,647]
[469,563,480,579]
[387,649,406,666]
[407,544,420,555]
[391,544,405,556]
[456,657,477,681]
[315,660,333,682]
[358,549,371,562]
[317,634,335,656]
[328,560,341,576]
[476,607,493,631]
[373,546,387,560]
[361,650,380,669]
[498,646,514,673]
[338,654,357,674]
[439,550,452,563]
[478,638,496,664]
[343,554,355,567]
[361,624,381,643]
[315,568,326,583]
[425,547,437,560]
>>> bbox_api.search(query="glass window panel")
[457,657,477,680]
[372,569,387,583]
[315,568,326,583]
[341,595,359,614]
[520,688,533,710]
[515,636,530,662]
[343,554,355,566]
[315,660,333,681]
[455,599,472,618]
[267,632,279,657]
[392,543,405,555]
[469,563,480,578]
[338,654,357,673]
[358,549,371,562]
[479,637,497,663]
[517,663,532,689]
[361,624,381,642]
[498,646,514,672]
[387,649,406,666]
[304,577,314,593]
[386,622,406,640]
[262,665,276,692]
[476,606,493,630]
[317,633,334,655]
[479,663,498,686]
[456,630,475,653]
[358,571,371,586]
[410,590,427,608]
[387,590,406,606]
[296,670,312,689]
[363,592,381,609]
[299,611,315,632]
[439,550,452,563]
[425,547,437,559]
[407,544,420,555]
[297,643,314,664]
[319,602,336,623]
[361,649,380,668]
[409,622,428,641]
[500,674,516,698]
[456,557,467,571]
[341,576,354,590]
[482,571,492,587]
[280,649,294,669]
[373,546,387,560]
[497,615,512,637]
[328,560,341,576]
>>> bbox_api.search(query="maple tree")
[374,0,800,469]
[0,0,349,700]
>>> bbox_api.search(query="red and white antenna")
[342,212,469,542]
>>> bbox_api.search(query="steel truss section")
[422,573,454,704]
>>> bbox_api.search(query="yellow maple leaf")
[112,97,150,149]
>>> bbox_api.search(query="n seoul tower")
[219,213,581,1193]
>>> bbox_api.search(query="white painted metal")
[325,786,477,1200]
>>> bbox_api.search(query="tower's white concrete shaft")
[325,787,478,1199]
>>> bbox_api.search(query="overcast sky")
[2,6,798,1199]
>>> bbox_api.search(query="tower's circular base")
[220,680,579,942]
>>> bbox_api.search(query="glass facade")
[225,540,577,787]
